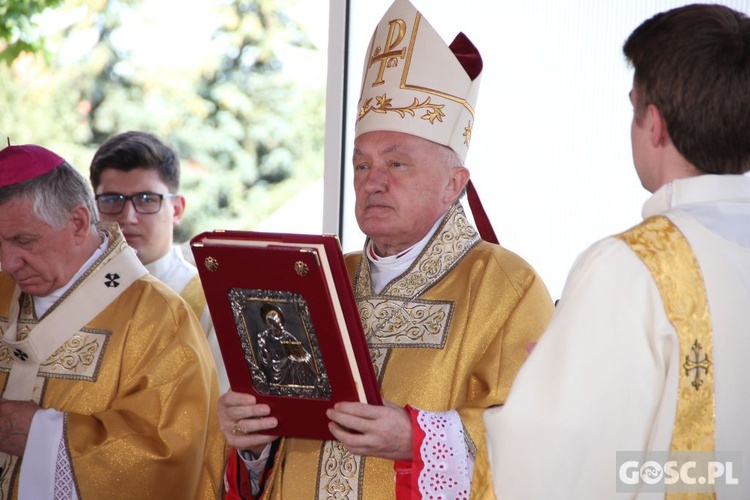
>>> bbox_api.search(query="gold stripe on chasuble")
[617,216,716,500]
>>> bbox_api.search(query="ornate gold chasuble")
[261,203,554,499]
[0,224,226,499]
[618,216,716,500]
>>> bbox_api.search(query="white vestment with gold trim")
[482,175,750,499]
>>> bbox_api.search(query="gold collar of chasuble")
[355,202,479,351]
[616,216,716,457]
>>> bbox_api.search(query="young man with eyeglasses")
[90,131,229,392]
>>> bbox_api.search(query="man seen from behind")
[479,5,750,498]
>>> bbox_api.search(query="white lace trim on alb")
[416,409,474,499]
[53,434,76,499]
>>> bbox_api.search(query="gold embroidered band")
[618,216,716,500]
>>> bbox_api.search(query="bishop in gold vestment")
[0,224,226,499]
[254,203,553,499]
[219,1,553,497]
[0,142,226,499]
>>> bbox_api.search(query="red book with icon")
[190,230,382,440]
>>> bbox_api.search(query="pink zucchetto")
[0,144,66,187]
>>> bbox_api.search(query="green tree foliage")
[0,0,64,64]
[0,0,325,241]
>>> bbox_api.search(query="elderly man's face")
[0,196,82,296]
[352,131,466,256]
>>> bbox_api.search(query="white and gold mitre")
[355,0,483,162]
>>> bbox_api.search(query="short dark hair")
[623,4,750,175]
[90,131,181,191]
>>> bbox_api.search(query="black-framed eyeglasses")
[95,192,178,215]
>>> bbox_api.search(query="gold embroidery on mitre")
[464,120,473,146]
[359,94,446,124]
[361,13,444,124]
[617,216,716,497]
[368,19,407,87]
[357,10,476,128]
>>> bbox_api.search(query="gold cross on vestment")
[683,339,711,391]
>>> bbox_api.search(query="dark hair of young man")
[623,4,750,175]
[90,131,181,191]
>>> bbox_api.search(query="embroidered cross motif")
[683,339,711,390]
[104,273,120,288]
[368,18,407,86]
[13,348,28,361]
